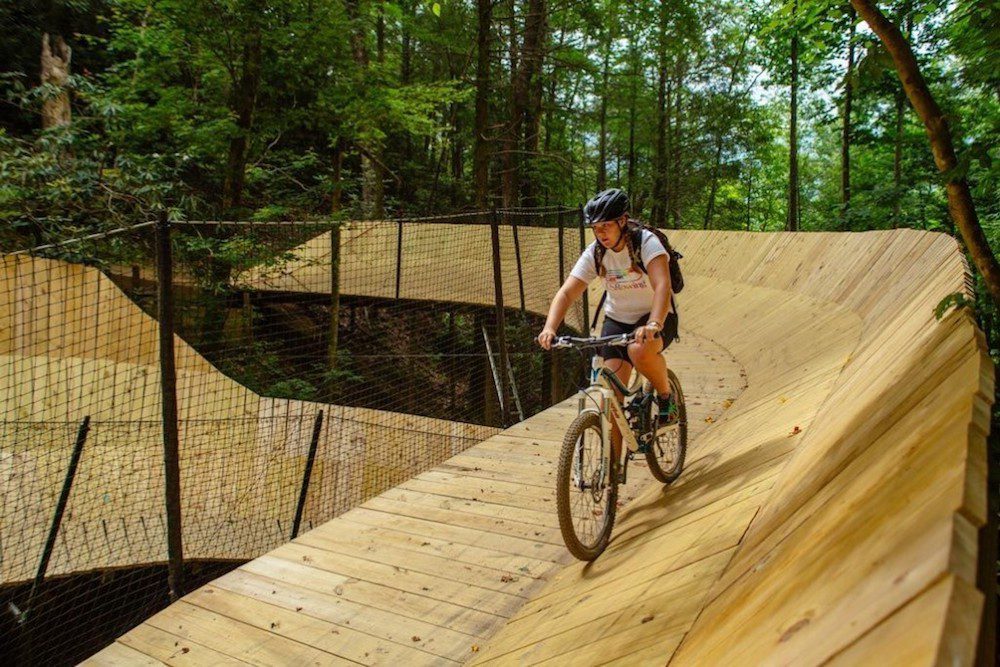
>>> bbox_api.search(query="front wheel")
[556,411,617,561]
[646,369,687,484]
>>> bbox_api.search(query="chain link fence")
[1,207,595,665]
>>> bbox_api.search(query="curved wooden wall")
[4,224,991,665]
[0,255,495,583]
[475,229,992,664]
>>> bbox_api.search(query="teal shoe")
[658,392,679,426]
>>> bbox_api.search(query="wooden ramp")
[87,228,991,665]
[84,328,745,665]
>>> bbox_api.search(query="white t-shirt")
[570,229,670,324]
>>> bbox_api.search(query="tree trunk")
[787,0,800,232]
[40,33,71,129]
[502,0,520,208]
[542,53,559,205]
[452,106,464,185]
[664,68,681,227]
[346,0,384,218]
[652,3,669,228]
[597,43,610,191]
[222,31,262,211]
[627,42,638,202]
[892,12,911,228]
[401,1,414,203]
[473,0,492,208]
[841,5,856,230]
[704,36,748,230]
[669,63,683,228]
[331,138,344,213]
[652,62,667,227]
[517,0,547,206]
[704,138,725,230]
[851,0,1000,308]
[376,1,385,63]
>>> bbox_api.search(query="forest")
[1,4,998,659]
[1,3,994,226]
[0,0,998,347]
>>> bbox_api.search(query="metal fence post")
[291,411,324,540]
[509,212,526,315]
[489,210,513,427]
[16,415,92,665]
[578,205,590,333]
[395,219,403,299]
[155,211,185,603]
[557,210,565,285]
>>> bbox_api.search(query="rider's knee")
[628,341,656,363]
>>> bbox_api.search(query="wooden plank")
[240,554,506,638]
[310,514,554,576]
[143,601,351,666]
[378,486,559,529]
[357,498,567,547]
[210,567,478,662]
[827,575,980,667]
[293,529,539,597]
[269,541,526,617]
[475,549,734,664]
[82,641,171,666]
[114,622,249,666]
[183,585,447,665]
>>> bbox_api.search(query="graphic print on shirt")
[605,267,650,292]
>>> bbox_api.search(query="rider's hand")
[537,327,557,350]
[634,324,658,344]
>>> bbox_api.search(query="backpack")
[592,221,685,293]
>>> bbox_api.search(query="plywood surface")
[3,225,990,665]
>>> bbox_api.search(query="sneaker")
[657,392,679,426]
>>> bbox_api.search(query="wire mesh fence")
[0,207,595,664]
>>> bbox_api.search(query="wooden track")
[3,225,991,664]
[471,230,992,665]
[0,255,496,583]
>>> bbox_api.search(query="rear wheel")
[556,411,617,561]
[645,369,687,484]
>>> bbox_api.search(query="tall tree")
[221,26,262,211]
[517,0,547,206]
[473,0,492,207]
[840,4,856,229]
[651,0,669,227]
[851,0,1000,307]
[346,0,384,218]
[40,33,71,129]
[704,34,749,229]
[787,0,800,232]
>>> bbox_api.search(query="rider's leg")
[602,357,634,466]
[628,337,670,397]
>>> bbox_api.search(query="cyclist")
[538,188,679,477]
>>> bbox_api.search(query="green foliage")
[935,292,975,320]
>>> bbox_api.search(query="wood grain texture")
[7,225,990,665]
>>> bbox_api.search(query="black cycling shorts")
[600,311,679,362]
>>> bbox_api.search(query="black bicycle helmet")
[584,188,630,225]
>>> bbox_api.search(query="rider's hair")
[594,218,641,278]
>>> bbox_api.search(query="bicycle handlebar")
[551,333,635,349]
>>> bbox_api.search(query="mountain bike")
[550,332,687,561]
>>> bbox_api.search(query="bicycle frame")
[576,360,642,487]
